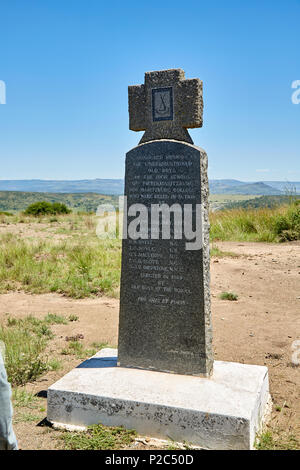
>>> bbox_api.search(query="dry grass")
[0,213,121,298]
[210,202,300,242]
[0,203,298,299]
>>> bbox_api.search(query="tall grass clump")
[0,314,73,385]
[0,233,121,298]
[210,201,300,242]
[272,201,300,241]
[0,317,49,385]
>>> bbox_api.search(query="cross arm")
[128,84,146,131]
[178,78,203,129]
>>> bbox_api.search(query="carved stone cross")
[128,69,203,145]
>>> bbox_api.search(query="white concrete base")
[47,349,271,450]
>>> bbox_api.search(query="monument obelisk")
[118,69,213,376]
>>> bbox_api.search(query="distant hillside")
[0,179,124,195]
[1,190,298,214]
[0,191,118,213]
[219,182,283,195]
[224,195,300,210]
[0,178,297,196]
[209,180,284,195]
[208,179,245,193]
[210,179,300,195]
[264,181,300,194]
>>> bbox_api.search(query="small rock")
[135,438,148,445]
[65,333,84,341]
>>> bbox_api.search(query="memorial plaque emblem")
[152,87,173,122]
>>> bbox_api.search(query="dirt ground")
[0,241,299,450]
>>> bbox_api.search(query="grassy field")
[0,212,121,298]
[0,202,299,298]
[0,190,294,213]
[0,204,299,450]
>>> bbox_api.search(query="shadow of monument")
[76,356,117,369]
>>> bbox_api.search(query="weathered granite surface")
[47,348,271,450]
[118,140,213,376]
[129,69,203,144]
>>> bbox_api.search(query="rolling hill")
[0,179,124,195]
[0,191,118,213]
[0,179,298,195]
[224,195,300,210]
[209,181,283,195]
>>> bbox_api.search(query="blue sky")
[0,0,299,181]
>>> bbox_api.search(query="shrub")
[272,215,290,235]
[24,201,71,216]
[272,204,300,241]
[288,204,300,228]
[51,202,72,214]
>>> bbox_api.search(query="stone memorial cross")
[118,69,213,377]
[47,71,270,449]
[129,69,203,144]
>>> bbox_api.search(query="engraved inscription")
[152,87,173,122]
[123,150,201,314]
[118,141,212,376]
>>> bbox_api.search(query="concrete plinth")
[47,349,271,450]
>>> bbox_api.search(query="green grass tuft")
[255,430,299,450]
[44,313,68,325]
[60,423,137,450]
[14,412,41,423]
[12,388,39,408]
[219,291,238,301]
[68,314,79,322]
[48,358,63,371]
[61,340,96,359]
[210,244,239,258]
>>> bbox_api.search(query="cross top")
[128,69,203,145]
